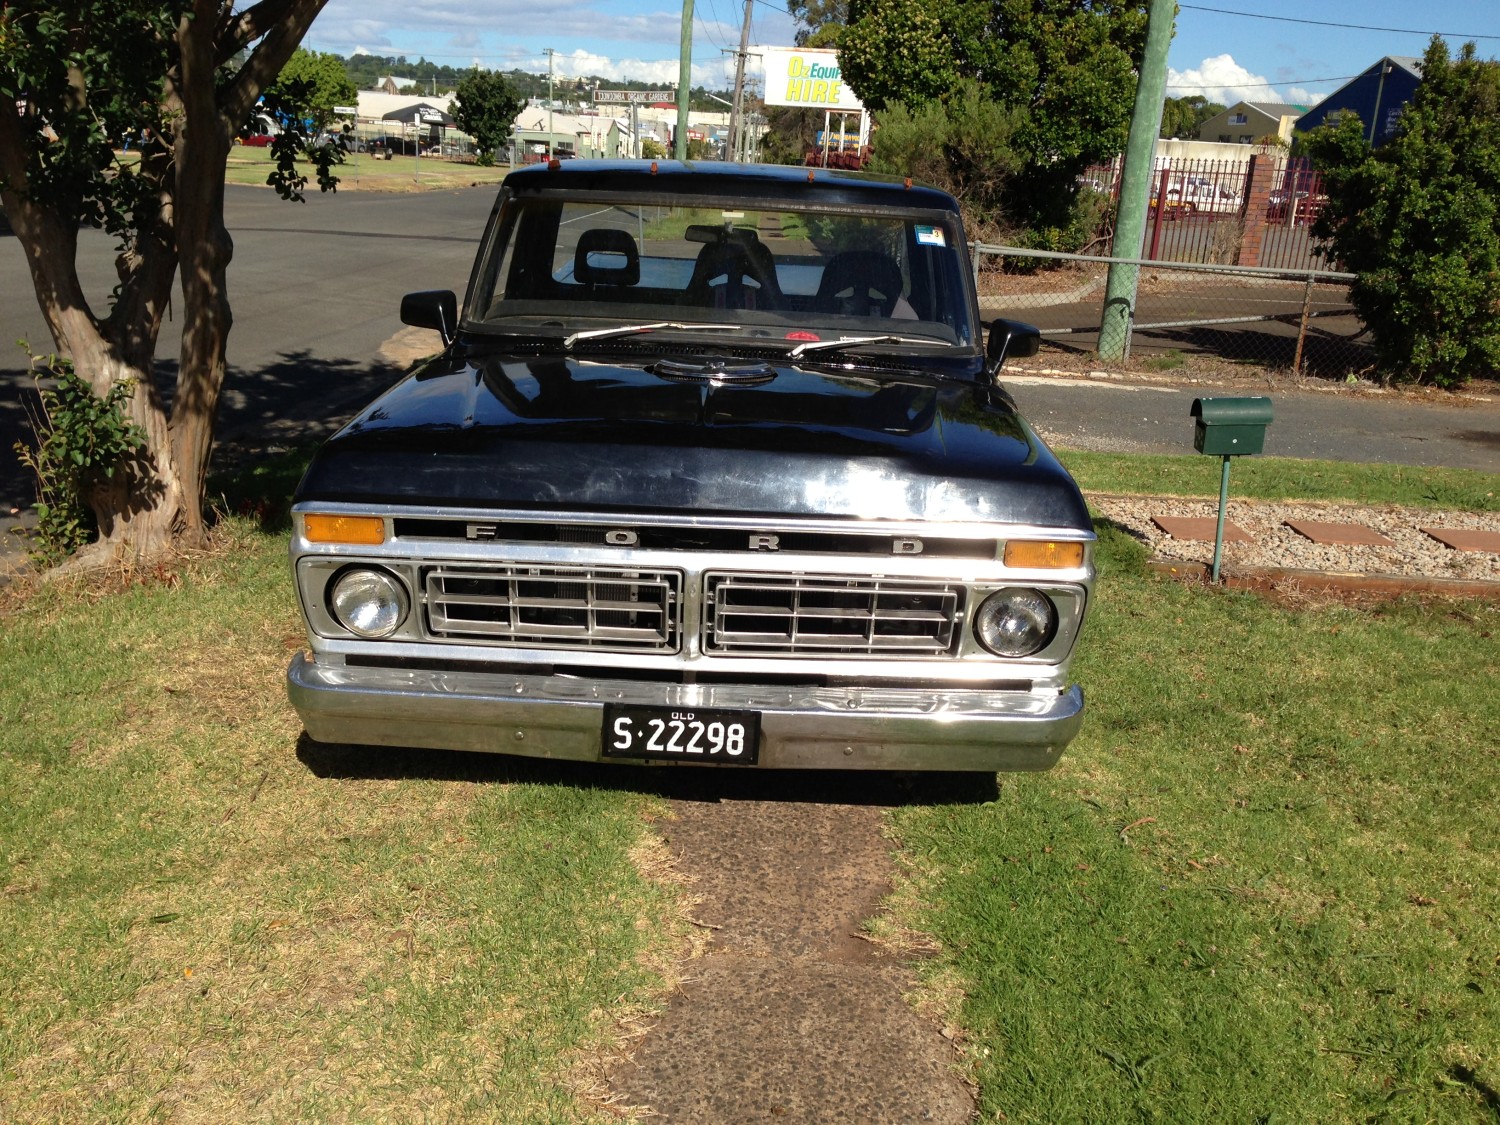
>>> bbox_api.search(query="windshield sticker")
[785,330,821,341]
[915,225,946,247]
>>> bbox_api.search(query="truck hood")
[294,353,1091,530]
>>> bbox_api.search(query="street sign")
[333,105,358,115]
[595,89,675,104]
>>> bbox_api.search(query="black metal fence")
[973,245,1370,379]
[1082,155,1333,272]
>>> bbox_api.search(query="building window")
[1218,134,1231,142]
[1231,113,1248,124]
[1239,135,1253,143]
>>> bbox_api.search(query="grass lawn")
[0,527,680,1121]
[892,524,1499,1121]
[223,145,511,192]
[2,453,1496,1120]
[1060,449,1498,511]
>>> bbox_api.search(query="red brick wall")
[1236,154,1278,268]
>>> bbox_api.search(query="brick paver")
[1151,515,1252,543]
[1284,520,1395,547]
[1421,527,1500,554]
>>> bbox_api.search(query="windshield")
[468,196,976,350]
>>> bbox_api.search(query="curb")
[1147,557,1500,600]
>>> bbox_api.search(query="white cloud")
[1284,87,1327,107]
[541,48,735,88]
[1168,54,1281,105]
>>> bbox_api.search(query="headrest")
[574,228,640,286]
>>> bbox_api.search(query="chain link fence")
[974,245,1371,380]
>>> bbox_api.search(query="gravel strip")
[1091,495,1500,582]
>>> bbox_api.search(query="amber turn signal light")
[1003,540,1085,569]
[303,514,386,545]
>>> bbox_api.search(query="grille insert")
[425,565,680,651]
[705,573,963,656]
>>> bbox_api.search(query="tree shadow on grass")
[295,734,1001,808]
[208,349,413,533]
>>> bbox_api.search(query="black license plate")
[602,704,760,765]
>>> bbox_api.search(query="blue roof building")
[1295,56,1424,146]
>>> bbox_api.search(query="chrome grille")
[425,565,680,651]
[704,573,963,656]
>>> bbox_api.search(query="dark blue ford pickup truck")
[286,160,1094,771]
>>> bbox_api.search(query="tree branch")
[218,0,330,125]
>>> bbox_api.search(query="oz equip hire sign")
[761,48,865,111]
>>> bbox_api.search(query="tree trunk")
[2,0,331,571]
[172,3,237,551]
[0,179,185,565]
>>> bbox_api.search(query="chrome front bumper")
[286,653,1084,771]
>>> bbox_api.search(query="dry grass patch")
[1,522,682,1122]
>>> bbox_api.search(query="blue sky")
[302,0,1499,106]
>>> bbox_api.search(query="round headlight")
[330,568,409,639]
[974,588,1056,657]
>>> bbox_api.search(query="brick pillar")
[1236,154,1278,267]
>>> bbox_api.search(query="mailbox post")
[1190,397,1273,582]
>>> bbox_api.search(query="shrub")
[1304,38,1500,388]
[13,357,146,566]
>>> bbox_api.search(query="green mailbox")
[1189,396,1273,584]
[1191,396,1273,456]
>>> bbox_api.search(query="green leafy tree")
[788,0,847,46]
[0,0,335,568]
[266,47,356,133]
[865,79,1020,229]
[838,0,1149,236]
[759,105,821,166]
[1160,95,1224,139]
[1304,37,1500,388]
[451,69,523,166]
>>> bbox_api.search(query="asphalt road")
[1005,371,1499,472]
[2,184,1496,528]
[1,184,495,514]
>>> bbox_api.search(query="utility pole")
[676,0,693,160]
[729,0,752,163]
[1097,0,1174,362]
[545,47,555,157]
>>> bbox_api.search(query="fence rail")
[972,244,1369,378]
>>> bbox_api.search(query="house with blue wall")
[1294,56,1423,146]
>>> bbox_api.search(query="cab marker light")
[303,514,386,545]
[1003,540,1085,569]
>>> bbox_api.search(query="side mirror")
[986,318,1041,375]
[400,290,459,347]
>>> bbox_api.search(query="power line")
[1166,74,1359,90]
[702,0,731,51]
[1178,4,1500,40]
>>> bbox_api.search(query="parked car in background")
[285,161,1096,772]
[1267,190,1327,225]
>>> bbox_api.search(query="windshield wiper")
[563,322,743,348]
[786,334,941,359]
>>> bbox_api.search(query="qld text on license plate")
[602,704,760,764]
